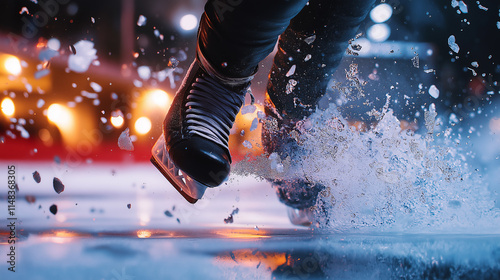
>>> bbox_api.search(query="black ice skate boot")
[151,51,253,203]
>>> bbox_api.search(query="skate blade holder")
[151,134,207,204]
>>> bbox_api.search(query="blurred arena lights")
[367,23,391,42]
[145,89,170,109]
[47,104,74,130]
[3,55,22,76]
[179,14,198,31]
[370,3,393,23]
[1,97,15,117]
[134,116,152,135]
[110,110,124,128]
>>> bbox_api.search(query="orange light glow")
[1,97,15,117]
[4,55,22,76]
[134,116,152,135]
[136,230,152,238]
[215,229,271,240]
[214,249,287,271]
[47,103,74,130]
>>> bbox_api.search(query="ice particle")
[304,35,316,45]
[137,66,151,80]
[250,118,259,132]
[164,210,173,217]
[458,1,468,13]
[68,40,98,73]
[33,171,41,183]
[53,177,65,194]
[242,140,253,149]
[90,82,102,92]
[118,128,134,151]
[127,204,131,209]
[49,204,58,215]
[429,85,440,99]
[448,35,460,53]
[241,104,256,115]
[137,15,147,26]
[286,65,296,77]
[37,99,45,108]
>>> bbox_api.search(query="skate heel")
[151,134,207,204]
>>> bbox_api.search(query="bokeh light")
[367,23,391,42]
[47,104,73,130]
[134,116,152,135]
[4,56,22,76]
[180,14,198,31]
[1,97,15,117]
[370,3,393,23]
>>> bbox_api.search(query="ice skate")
[262,94,325,224]
[151,52,253,203]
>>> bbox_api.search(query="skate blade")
[287,207,314,227]
[151,134,207,204]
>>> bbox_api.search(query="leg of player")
[151,0,309,203]
[262,0,376,224]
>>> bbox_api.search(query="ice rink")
[1,161,499,279]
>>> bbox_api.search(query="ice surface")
[448,35,460,53]
[118,128,134,151]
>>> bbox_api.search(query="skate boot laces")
[185,73,247,151]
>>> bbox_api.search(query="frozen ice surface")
[448,35,460,53]
[118,128,134,151]
[429,84,440,99]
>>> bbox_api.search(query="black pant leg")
[267,0,376,119]
[199,0,309,78]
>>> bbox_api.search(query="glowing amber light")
[47,104,73,130]
[111,115,124,128]
[1,98,15,117]
[4,56,22,76]
[136,230,152,238]
[147,89,169,107]
[135,116,152,135]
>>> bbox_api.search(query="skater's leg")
[155,0,314,202]
[262,0,375,213]
[267,0,376,119]
[199,0,309,78]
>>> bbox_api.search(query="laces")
[185,73,247,150]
